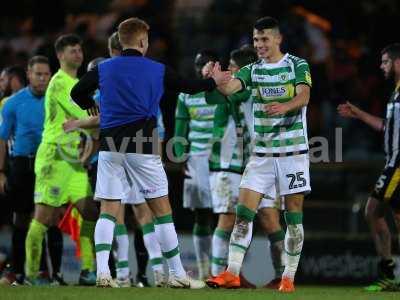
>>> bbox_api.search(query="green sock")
[80,220,96,271]
[25,219,48,279]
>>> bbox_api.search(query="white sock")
[155,214,186,277]
[114,224,130,279]
[282,212,304,280]
[268,230,285,279]
[142,222,164,273]
[226,205,255,276]
[95,213,116,277]
[226,220,253,276]
[211,228,231,276]
[193,223,212,279]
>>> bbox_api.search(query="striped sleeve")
[294,59,312,87]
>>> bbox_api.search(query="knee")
[134,207,153,226]
[217,214,235,231]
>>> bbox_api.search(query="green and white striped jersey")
[206,88,252,174]
[175,92,216,155]
[235,53,312,155]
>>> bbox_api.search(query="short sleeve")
[294,59,312,87]
[0,99,16,140]
[175,93,190,119]
[234,64,253,89]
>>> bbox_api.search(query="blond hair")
[118,17,150,46]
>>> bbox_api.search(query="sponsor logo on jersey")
[279,73,289,83]
[189,107,215,119]
[259,86,287,98]
[305,71,312,85]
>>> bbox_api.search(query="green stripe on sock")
[285,249,301,256]
[236,204,256,222]
[212,256,227,266]
[150,257,163,266]
[193,223,212,236]
[100,213,116,223]
[114,224,128,236]
[162,246,179,259]
[155,214,173,225]
[268,229,285,243]
[215,228,231,240]
[95,243,112,252]
[116,260,129,268]
[230,243,247,253]
[142,222,155,234]
[284,212,303,225]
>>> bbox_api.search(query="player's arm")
[0,101,16,194]
[63,116,100,133]
[173,94,190,159]
[164,64,231,95]
[266,84,310,116]
[337,101,384,131]
[70,67,99,110]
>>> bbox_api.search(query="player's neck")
[60,63,78,79]
[265,51,284,64]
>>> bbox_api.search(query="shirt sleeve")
[205,89,227,105]
[70,67,99,110]
[174,93,190,158]
[164,66,216,94]
[0,99,15,140]
[234,64,252,90]
[294,59,312,87]
[49,79,89,120]
[227,87,252,105]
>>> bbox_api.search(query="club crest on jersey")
[279,73,289,83]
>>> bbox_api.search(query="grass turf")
[1,286,400,300]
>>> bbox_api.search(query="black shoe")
[51,272,68,286]
[136,274,149,287]
[378,259,396,280]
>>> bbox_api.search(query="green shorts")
[34,142,92,207]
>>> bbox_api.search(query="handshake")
[202,61,232,87]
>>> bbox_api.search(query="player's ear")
[394,58,400,73]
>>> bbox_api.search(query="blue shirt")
[0,87,45,156]
[98,55,165,129]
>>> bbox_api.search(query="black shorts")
[7,156,35,213]
[371,163,400,209]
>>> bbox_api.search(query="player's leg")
[25,203,58,284]
[127,153,204,288]
[258,201,285,289]
[184,155,213,279]
[364,165,399,291]
[132,216,150,287]
[277,154,310,293]
[208,156,273,288]
[209,171,239,278]
[132,202,165,287]
[46,225,66,285]
[113,205,130,286]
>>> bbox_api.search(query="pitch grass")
[1,286,399,300]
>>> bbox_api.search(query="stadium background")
[0,0,400,285]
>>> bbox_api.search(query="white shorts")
[210,171,241,214]
[183,154,212,209]
[258,183,285,210]
[240,154,311,197]
[95,151,168,202]
[121,184,146,205]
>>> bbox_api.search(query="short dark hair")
[28,55,50,69]
[381,43,400,61]
[230,47,258,68]
[3,65,28,87]
[254,16,280,32]
[108,32,122,52]
[54,34,82,53]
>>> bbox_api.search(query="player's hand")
[265,102,290,116]
[0,172,7,195]
[87,105,99,116]
[337,101,361,119]
[63,119,79,133]
[202,61,215,78]
[211,63,232,86]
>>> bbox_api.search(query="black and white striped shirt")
[384,87,400,166]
